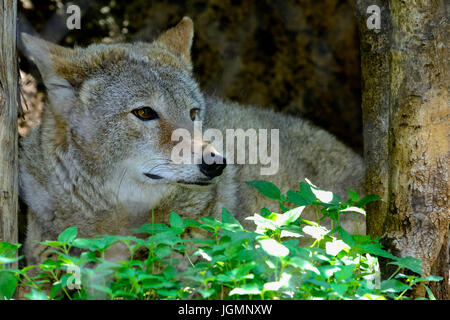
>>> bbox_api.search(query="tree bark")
[355,0,449,299]
[0,0,19,259]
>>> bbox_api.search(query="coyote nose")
[199,153,227,179]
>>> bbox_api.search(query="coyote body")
[19,18,364,264]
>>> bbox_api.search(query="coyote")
[20,17,364,264]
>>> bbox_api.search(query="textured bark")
[0,0,19,259]
[356,0,449,299]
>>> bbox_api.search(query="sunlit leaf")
[326,239,350,256]
[229,283,261,296]
[275,206,305,227]
[258,238,289,257]
[24,288,49,300]
[57,227,78,244]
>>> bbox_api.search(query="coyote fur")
[20,17,364,264]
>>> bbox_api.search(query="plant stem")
[314,205,320,223]
[387,266,401,281]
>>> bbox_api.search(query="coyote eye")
[132,107,158,121]
[190,108,200,121]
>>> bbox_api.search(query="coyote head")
[22,17,226,198]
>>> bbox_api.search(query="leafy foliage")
[0,179,442,300]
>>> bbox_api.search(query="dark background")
[18,0,362,154]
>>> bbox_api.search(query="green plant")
[0,179,442,300]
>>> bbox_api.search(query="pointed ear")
[21,33,74,89]
[156,17,194,64]
[21,33,77,111]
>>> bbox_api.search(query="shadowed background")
[18,0,362,154]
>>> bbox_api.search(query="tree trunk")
[0,0,19,260]
[355,0,449,299]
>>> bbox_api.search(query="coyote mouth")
[144,173,212,186]
[176,180,212,186]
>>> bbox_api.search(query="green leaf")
[157,289,178,297]
[347,189,359,202]
[303,225,328,241]
[299,181,318,203]
[416,275,443,282]
[39,259,59,271]
[319,265,341,278]
[388,256,422,275]
[246,180,281,200]
[142,277,170,290]
[183,219,202,228]
[358,243,396,260]
[380,279,411,293]
[245,214,278,231]
[335,265,355,281]
[259,238,289,257]
[90,236,117,251]
[216,273,234,283]
[199,217,222,231]
[169,212,183,229]
[154,245,172,259]
[331,226,355,247]
[147,231,181,246]
[288,257,320,275]
[330,283,348,296]
[340,206,366,216]
[24,288,49,300]
[0,271,18,299]
[358,195,381,207]
[49,282,62,300]
[169,212,184,234]
[72,238,93,250]
[39,240,63,248]
[163,266,177,279]
[89,284,113,296]
[222,208,243,231]
[305,179,340,205]
[424,285,436,300]
[198,288,216,298]
[112,290,138,299]
[321,207,339,221]
[0,242,21,264]
[275,206,305,227]
[229,283,261,296]
[352,234,372,245]
[305,278,330,289]
[57,227,78,244]
[286,190,312,206]
[280,225,303,238]
[260,208,272,218]
[133,224,170,235]
[325,239,350,256]
[233,262,257,280]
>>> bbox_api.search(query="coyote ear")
[21,33,73,89]
[21,33,76,108]
[156,17,194,64]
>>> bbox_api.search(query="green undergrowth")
[0,179,442,300]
